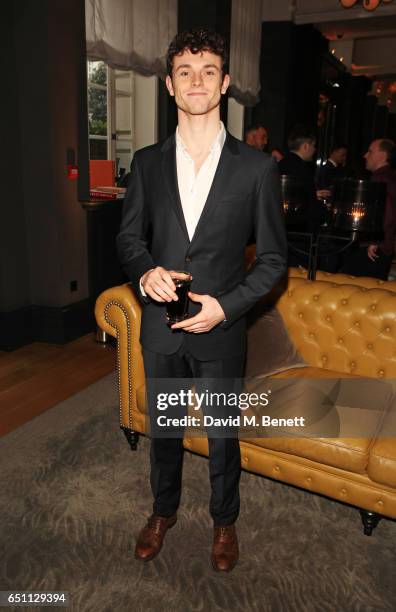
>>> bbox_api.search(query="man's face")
[257,127,268,150]
[245,127,268,151]
[165,49,229,116]
[364,140,387,172]
[332,147,347,166]
[300,140,316,161]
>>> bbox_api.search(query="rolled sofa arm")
[95,283,145,430]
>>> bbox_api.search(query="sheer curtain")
[85,0,177,77]
[229,0,262,106]
[86,0,262,101]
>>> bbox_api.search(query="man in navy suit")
[117,28,287,572]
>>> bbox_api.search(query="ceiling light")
[340,0,393,11]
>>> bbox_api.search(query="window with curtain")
[87,60,135,177]
[87,60,108,160]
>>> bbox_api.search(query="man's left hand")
[170,292,226,333]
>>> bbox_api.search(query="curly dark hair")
[166,27,228,76]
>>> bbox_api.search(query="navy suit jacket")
[116,131,287,360]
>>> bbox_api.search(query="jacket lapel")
[161,134,190,243]
[190,132,239,243]
[160,131,240,245]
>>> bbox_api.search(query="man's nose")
[191,71,203,86]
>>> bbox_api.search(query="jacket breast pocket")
[217,194,252,219]
[219,191,252,205]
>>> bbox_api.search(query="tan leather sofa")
[289,265,396,291]
[95,274,396,536]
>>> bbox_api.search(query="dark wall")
[0,1,30,313]
[178,0,231,36]
[255,22,327,151]
[1,0,90,349]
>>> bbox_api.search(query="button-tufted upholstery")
[277,277,396,379]
[95,272,396,522]
[289,266,396,292]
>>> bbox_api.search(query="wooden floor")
[0,333,116,437]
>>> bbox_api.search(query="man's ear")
[221,73,230,95]
[165,75,175,97]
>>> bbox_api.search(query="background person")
[244,123,268,152]
[316,144,348,191]
[341,139,396,280]
[278,124,330,200]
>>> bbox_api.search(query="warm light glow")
[349,203,366,223]
[340,0,394,10]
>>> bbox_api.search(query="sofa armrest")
[95,283,145,429]
[95,283,142,338]
[368,402,396,488]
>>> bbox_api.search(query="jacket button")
[185,256,191,262]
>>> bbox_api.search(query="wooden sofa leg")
[360,509,382,535]
[121,426,140,451]
[95,327,108,344]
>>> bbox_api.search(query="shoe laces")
[147,514,163,534]
[217,526,232,542]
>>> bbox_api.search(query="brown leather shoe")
[135,513,177,561]
[211,524,239,572]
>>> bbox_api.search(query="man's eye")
[180,71,189,76]
[206,71,215,76]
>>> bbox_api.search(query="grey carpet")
[1,372,395,612]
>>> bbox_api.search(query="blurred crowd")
[244,123,396,280]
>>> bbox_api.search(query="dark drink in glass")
[166,271,192,326]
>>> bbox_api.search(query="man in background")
[278,124,316,180]
[342,139,396,280]
[316,144,348,191]
[244,123,268,152]
[279,125,323,226]
[279,124,329,200]
[278,124,342,270]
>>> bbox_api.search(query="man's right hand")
[140,267,178,302]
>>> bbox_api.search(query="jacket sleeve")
[216,157,288,326]
[116,152,155,298]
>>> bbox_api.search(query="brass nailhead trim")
[104,300,133,428]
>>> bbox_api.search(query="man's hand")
[367,244,379,261]
[141,267,178,302]
[171,292,226,333]
[316,189,332,200]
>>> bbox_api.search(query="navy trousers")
[142,343,245,526]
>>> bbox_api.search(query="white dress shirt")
[140,121,226,295]
[176,121,226,240]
